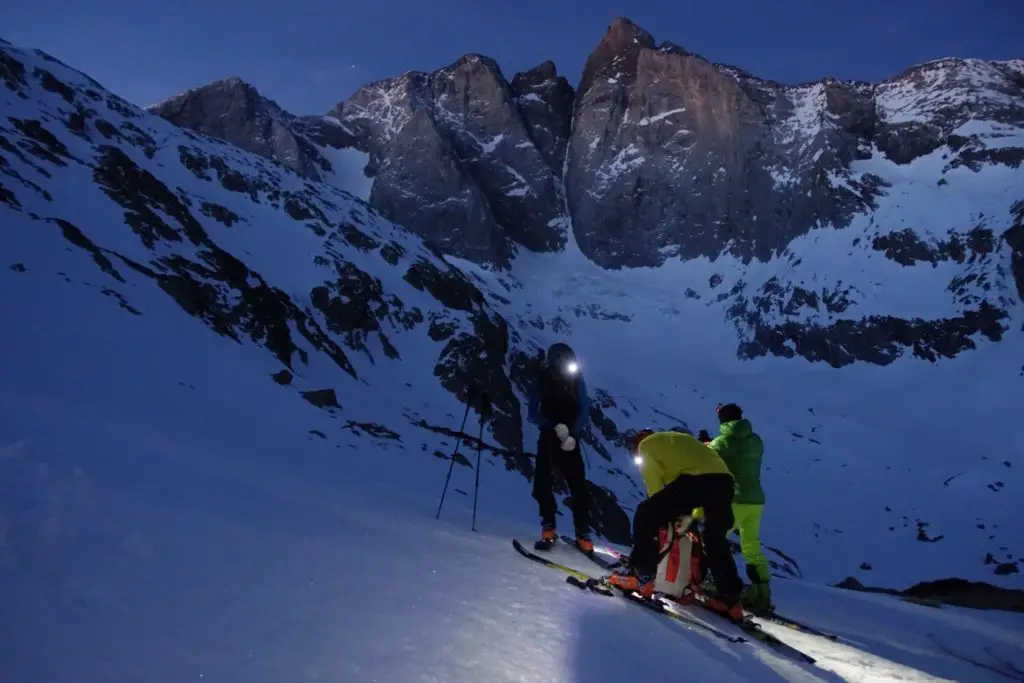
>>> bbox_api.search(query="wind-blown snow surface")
[3,37,1024,683]
[3,385,1024,682]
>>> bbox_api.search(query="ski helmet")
[546,342,579,376]
[716,403,742,423]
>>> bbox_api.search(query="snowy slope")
[0,39,550,529]
[3,375,1024,682]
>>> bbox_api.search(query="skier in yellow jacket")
[607,429,745,623]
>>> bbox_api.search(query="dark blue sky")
[2,0,1021,114]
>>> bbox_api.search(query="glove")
[554,423,570,441]
[561,436,576,452]
[697,429,711,443]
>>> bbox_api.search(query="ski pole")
[471,391,492,532]
[435,389,475,520]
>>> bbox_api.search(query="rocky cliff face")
[328,55,572,265]
[149,18,1024,370]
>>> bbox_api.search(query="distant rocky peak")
[437,53,504,79]
[510,61,574,171]
[152,76,286,120]
[601,16,657,51]
[823,80,878,139]
[149,76,338,182]
[511,60,562,92]
[578,17,657,96]
[874,57,1024,133]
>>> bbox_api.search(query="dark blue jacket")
[527,367,590,434]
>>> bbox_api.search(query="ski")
[513,539,744,643]
[512,538,613,595]
[747,608,840,642]
[567,576,748,644]
[558,534,623,570]
[690,592,817,664]
[512,539,816,665]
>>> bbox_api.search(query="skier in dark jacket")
[527,342,592,553]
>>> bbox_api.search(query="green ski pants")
[730,503,770,583]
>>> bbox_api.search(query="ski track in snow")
[1,39,1024,683]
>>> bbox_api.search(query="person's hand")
[555,423,570,441]
[561,436,576,451]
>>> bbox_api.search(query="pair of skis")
[513,538,817,665]
[557,534,839,643]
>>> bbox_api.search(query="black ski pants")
[629,472,743,601]
[532,428,590,535]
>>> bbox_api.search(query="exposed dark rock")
[301,388,340,409]
[875,121,943,164]
[342,421,401,440]
[90,145,358,376]
[1005,201,1024,302]
[149,78,350,182]
[581,482,631,545]
[904,578,1024,612]
[735,299,1008,367]
[565,18,890,269]
[199,201,242,227]
[271,369,293,385]
[309,252,420,359]
[510,60,575,171]
[332,54,567,265]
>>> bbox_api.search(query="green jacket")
[708,419,765,505]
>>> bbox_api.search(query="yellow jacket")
[636,431,732,497]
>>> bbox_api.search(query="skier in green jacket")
[706,403,772,612]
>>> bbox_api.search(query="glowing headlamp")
[565,361,579,375]
[633,455,643,467]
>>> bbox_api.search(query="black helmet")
[716,403,743,423]
[546,342,579,376]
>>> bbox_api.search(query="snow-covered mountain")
[1,12,1022,627]
[151,17,1024,373]
[0,36,639,553]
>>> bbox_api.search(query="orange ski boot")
[607,569,656,599]
[574,535,594,554]
[704,595,746,624]
[671,586,696,606]
[534,526,557,551]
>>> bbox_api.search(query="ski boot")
[534,525,557,551]
[606,567,655,599]
[667,585,697,606]
[742,583,774,613]
[574,533,594,554]
[703,595,745,624]
[742,565,774,613]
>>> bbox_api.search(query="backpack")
[655,518,705,597]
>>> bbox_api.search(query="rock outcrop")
[329,55,570,265]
